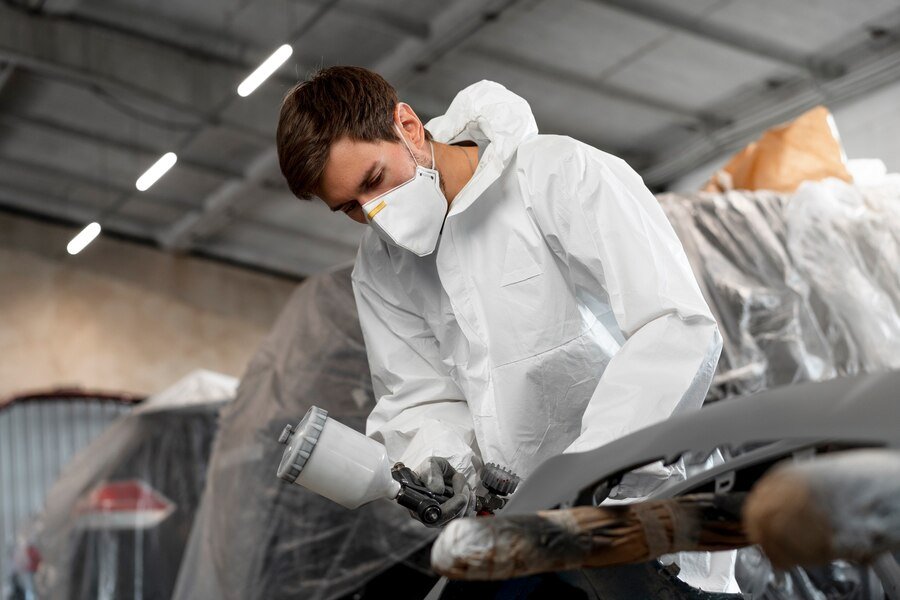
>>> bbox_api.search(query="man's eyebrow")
[329,162,379,212]
[356,162,378,193]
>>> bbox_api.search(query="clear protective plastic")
[171,268,437,600]
[659,175,900,599]
[658,176,900,401]
[25,372,229,600]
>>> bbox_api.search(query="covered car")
[173,269,438,600]
[28,370,237,600]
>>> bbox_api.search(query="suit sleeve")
[352,241,478,482]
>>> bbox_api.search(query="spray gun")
[275,406,520,525]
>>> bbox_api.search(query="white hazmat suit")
[352,81,734,592]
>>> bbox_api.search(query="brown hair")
[276,66,430,201]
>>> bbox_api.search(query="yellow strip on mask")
[366,200,386,219]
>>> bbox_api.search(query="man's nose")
[344,202,367,224]
[355,195,381,220]
[357,191,379,205]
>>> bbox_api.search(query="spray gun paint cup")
[276,406,400,509]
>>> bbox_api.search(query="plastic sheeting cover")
[787,177,900,371]
[661,175,900,600]
[29,405,221,599]
[658,176,900,401]
[134,369,238,414]
[172,268,436,600]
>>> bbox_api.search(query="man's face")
[318,134,425,224]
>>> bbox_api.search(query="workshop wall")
[833,79,900,173]
[0,212,297,398]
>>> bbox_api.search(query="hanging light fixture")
[67,222,101,255]
[238,44,293,97]
[135,152,177,191]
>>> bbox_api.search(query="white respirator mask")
[361,126,448,257]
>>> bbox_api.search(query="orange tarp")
[704,106,853,194]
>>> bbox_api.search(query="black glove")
[414,457,475,527]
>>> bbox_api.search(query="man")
[277,67,732,591]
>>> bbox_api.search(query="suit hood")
[424,80,539,215]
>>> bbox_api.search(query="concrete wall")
[668,79,900,192]
[0,211,297,398]
[833,79,900,173]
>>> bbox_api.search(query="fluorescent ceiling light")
[136,152,177,191]
[67,222,101,255]
[238,44,293,97]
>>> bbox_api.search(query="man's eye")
[368,173,383,189]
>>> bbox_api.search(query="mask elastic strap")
[394,124,417,164]
[394,124,435,170]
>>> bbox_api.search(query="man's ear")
[395,102,428,151]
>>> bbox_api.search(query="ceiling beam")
[0,5,283,145]
[587,0,845,79]
[156,151,277,249]
[49,0,283,68]
[75,1,344,234]
[464,45,720,124]
[0,61,14,94]
[8,0,340,252]
[0,166,352,276]
[159,0,521,257]
[385,0,520,88]
[291,0,430,41]
[0,111,286,192]
[37,0,83,13]
[0,186,157,240]
[0,155,196,211]
[195,225,356,279]
[643,32,900,187]
[0,188,331,278]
